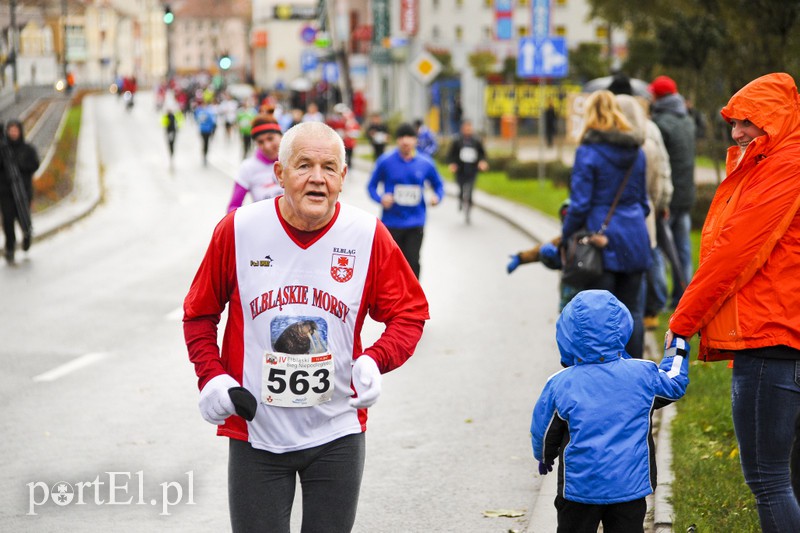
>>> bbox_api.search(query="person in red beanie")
[649,75,696,309]
[648,75,678,98]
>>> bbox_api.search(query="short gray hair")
[279,121,346,170]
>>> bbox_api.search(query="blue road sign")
[517,36,568,79]
[301,50,318,72]
[300,25,317,44]
[322,62,339,83]
[531,0,550,41]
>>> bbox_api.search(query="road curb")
[31,94,103,242]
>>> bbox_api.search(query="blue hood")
[556,290,633,366]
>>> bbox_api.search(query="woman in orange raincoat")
[666,73,800,532]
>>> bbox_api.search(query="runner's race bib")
[459,146,478,164]
[393,184,423,206]
[261,351,334,407]
[372,132,388,144]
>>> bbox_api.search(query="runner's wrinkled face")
[275,133,345,231]
[730,118,766,149]
[255,132,281,160]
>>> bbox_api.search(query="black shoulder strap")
[599,160,637,234]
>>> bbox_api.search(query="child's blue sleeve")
[531,378,561,463]
[653,336,690,406]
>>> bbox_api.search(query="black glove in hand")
[538,461,553,476]
[228,387,258,421]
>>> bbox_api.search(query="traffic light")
[218,54,232,70]
[163,5,174,25]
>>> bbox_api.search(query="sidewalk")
[26,95,677,532]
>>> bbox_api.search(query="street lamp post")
[10,0,18,99]
[163,4,173,78]
[61,0,68,82]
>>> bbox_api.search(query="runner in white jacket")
[226,115,284,212]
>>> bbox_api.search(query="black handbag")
[561,162,636,287]
[561,230,605,287]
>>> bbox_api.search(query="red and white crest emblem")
[331,254,356,283]
[331,253,355,282]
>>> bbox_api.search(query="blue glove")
[507,254,521,274]
[539,242,562,270]
[538,461,553,476]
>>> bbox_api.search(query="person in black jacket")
[365,113,389,161]
[447,120,488,223]
[0,120,40,263]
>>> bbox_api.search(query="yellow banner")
[484,84,582,118]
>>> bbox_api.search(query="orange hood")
[721,72,800,175]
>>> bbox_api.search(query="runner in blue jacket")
[367,123,444,278]
[530,289,689,532]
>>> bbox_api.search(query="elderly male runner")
[184,122,430,532]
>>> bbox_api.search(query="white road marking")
[33,352,110,382]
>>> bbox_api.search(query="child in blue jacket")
[530,289,689,532]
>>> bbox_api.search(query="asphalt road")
[0,93,565,532]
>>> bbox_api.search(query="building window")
[517,25,529,38]
[455,25,463,41]
[483,0,492,7]
[518,0,530,5]
[456,0,463,8]
[555,0,567,5]
[555,25,566,36]
[483,25,493,40]
[432,26,440,40]
[433,0,439,8]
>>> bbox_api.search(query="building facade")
[248,0,623,134]
[168,0,251,81]
[383,0,625,134]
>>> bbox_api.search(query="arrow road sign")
[322,62,339,83]
[517,36,568,79]
[301,50,318,72]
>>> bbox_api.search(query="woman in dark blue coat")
[562,90,651,357]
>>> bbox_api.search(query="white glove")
[199,374,239,425]
[349,356,382,409]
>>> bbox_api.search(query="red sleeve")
[183,213,238,389]
[356,221,430,373]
